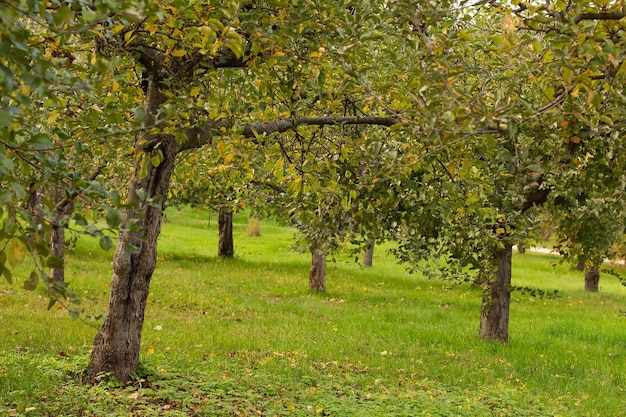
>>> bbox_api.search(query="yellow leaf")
[47,110,60,125]
[7,240,25,268]
[123,29,135,44]
[111,24,125,35]
[147,346,155,355]
[223,153,235,164]
[148,24,158,35]
[171,49,187,57]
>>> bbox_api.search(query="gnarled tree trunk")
[584,263,600,292]
[87,76,176,383]
[309,249,326,293]
[218,207,234,257]
[479,243,512,342]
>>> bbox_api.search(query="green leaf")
[99,235,113,251]
[30,134,53,150]
[23,271,39,291]
[139,153,150,179]
[0,110,12,128]
[45,256,64,268]
[0,189,11,204]
[10,182,26,199]
[106,209,123,228]
[526,164,544,174]
[150,150,164,168]
[54,6,75,25]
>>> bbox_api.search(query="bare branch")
[177,115,400,152]
[574,12,626,23]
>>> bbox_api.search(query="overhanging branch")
[178,115,400,152]
[574,12,626,23]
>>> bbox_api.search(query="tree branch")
[177,115,400,152]
[574,12,626,23]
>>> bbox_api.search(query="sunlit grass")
[1,206,625,416]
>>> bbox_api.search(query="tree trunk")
[584,263,600,292]
[479,243,513,342]
[87,75,176,383]
[576,257,586,271]
[363,239,374,267]
[218,207,234,257]
[309,250,326,293]
[248,215,261,237]
[49,191,74,285]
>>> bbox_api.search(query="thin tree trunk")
[87,75,176,383]
[49,191,74,285]
[309,250,326,293]
[363,239,374,267]
[584,263,600,292]
[218,207,234,257]
[248,215,261,237]
[479,243,512,342]
[576,257,586,271]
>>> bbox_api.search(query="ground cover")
[1,207,625,416]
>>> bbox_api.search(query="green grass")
[1,206,625,416]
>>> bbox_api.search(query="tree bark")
[309,250,326,293]
[479,243,513,342]
[584,263,600,292]
[363,239,374,267]
[87,75,176,383]
[49,190,75,285]
[218,207,234,257]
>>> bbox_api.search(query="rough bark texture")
[87,76,176,383]
[584,264,600,292]
[363,240,374,267]
[309,250,327,293]
[218,207,234,257]
[479,243,513,342]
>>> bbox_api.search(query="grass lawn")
[1,206,625,416]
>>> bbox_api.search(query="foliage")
[0,0,145,304]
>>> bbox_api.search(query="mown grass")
[1,206,625,416]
